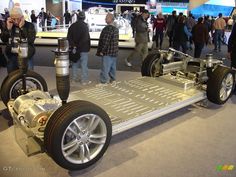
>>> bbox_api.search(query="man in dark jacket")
[192,17,209,58]
[166,10,177,47]
[125,10,149,67]
[173,16,192,53]
[1,5,36,73]
[97,13,119,84]
[228,23,236,69]
[64,9,71,27]
[186,13,196,50]
[38,8,47,31]
[67,11,91,85]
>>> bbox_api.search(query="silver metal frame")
[112,92,205,135]
[68,76,206,136]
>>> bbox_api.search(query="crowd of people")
[0,5,120,85]
[0,7,59,32]
[125,10,236,69]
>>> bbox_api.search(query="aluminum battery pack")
[68,76,206,135]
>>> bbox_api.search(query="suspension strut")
[53,38,70,105]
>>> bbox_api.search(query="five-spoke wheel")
[207,66,235,104]
[44,100,112,170]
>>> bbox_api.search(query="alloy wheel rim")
[61,114,107,164]
[150,59,162,77]
[9,77,44,99]
[219,73,234,101]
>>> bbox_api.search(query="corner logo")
[217,165,235,171]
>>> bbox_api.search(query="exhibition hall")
[0,0,236,177]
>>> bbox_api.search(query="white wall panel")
[0,0,46,14]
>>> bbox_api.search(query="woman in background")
[153,12,166,49]
[173,16,192,53]
[192,17,209,58]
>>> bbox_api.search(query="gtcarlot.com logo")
[217,165,235,171]
[2,166,45,172]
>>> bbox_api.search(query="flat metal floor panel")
[68,76,206,134]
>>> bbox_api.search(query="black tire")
[0,74,10,100]
[0,70,18,91]
[141,53,163,77]
[44,100,112,171]
[207,66,235,105]
[0,70,48,106]
[0,71,19,101]
[1,70,28,91]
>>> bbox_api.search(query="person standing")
[0,16,7,68]
[67,11,91,85]
[173,16,192,53]
[166,10,177,47]
[30,10,38,32]
[125,10,150,67]
[192,17,209,58]
[3,8,10,21]
[38,7,47,31]
[1,5,36,73]
[228,22,236,94]
[228,23,236,69]
[24,10,30,22]
[213,13,226,52]
[46,11,52,31]
[185,13,196,50]
[64,9,71,27]
[97,13,119,84]
[227,16,234,30]
[71,10,77,24]
[153,12,166,49]
[130,11,137,38]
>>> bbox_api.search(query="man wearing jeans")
[213,13,226,52]
[67,11,91,85]
[38,8,47,31]
[97,13,119,84]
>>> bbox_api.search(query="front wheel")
[44,100,112,171]
[207,66,235,105]
[0,70,48,106]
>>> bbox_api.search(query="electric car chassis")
[5,48,235,171]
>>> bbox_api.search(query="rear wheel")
[141,53,164,77]
[0,70,48,106]
[207,66,235,104]
[44,100,112,171]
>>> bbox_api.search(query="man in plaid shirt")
[97,13,119,84]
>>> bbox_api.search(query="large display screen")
[191,0,235,18]
[205,0,235,7]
